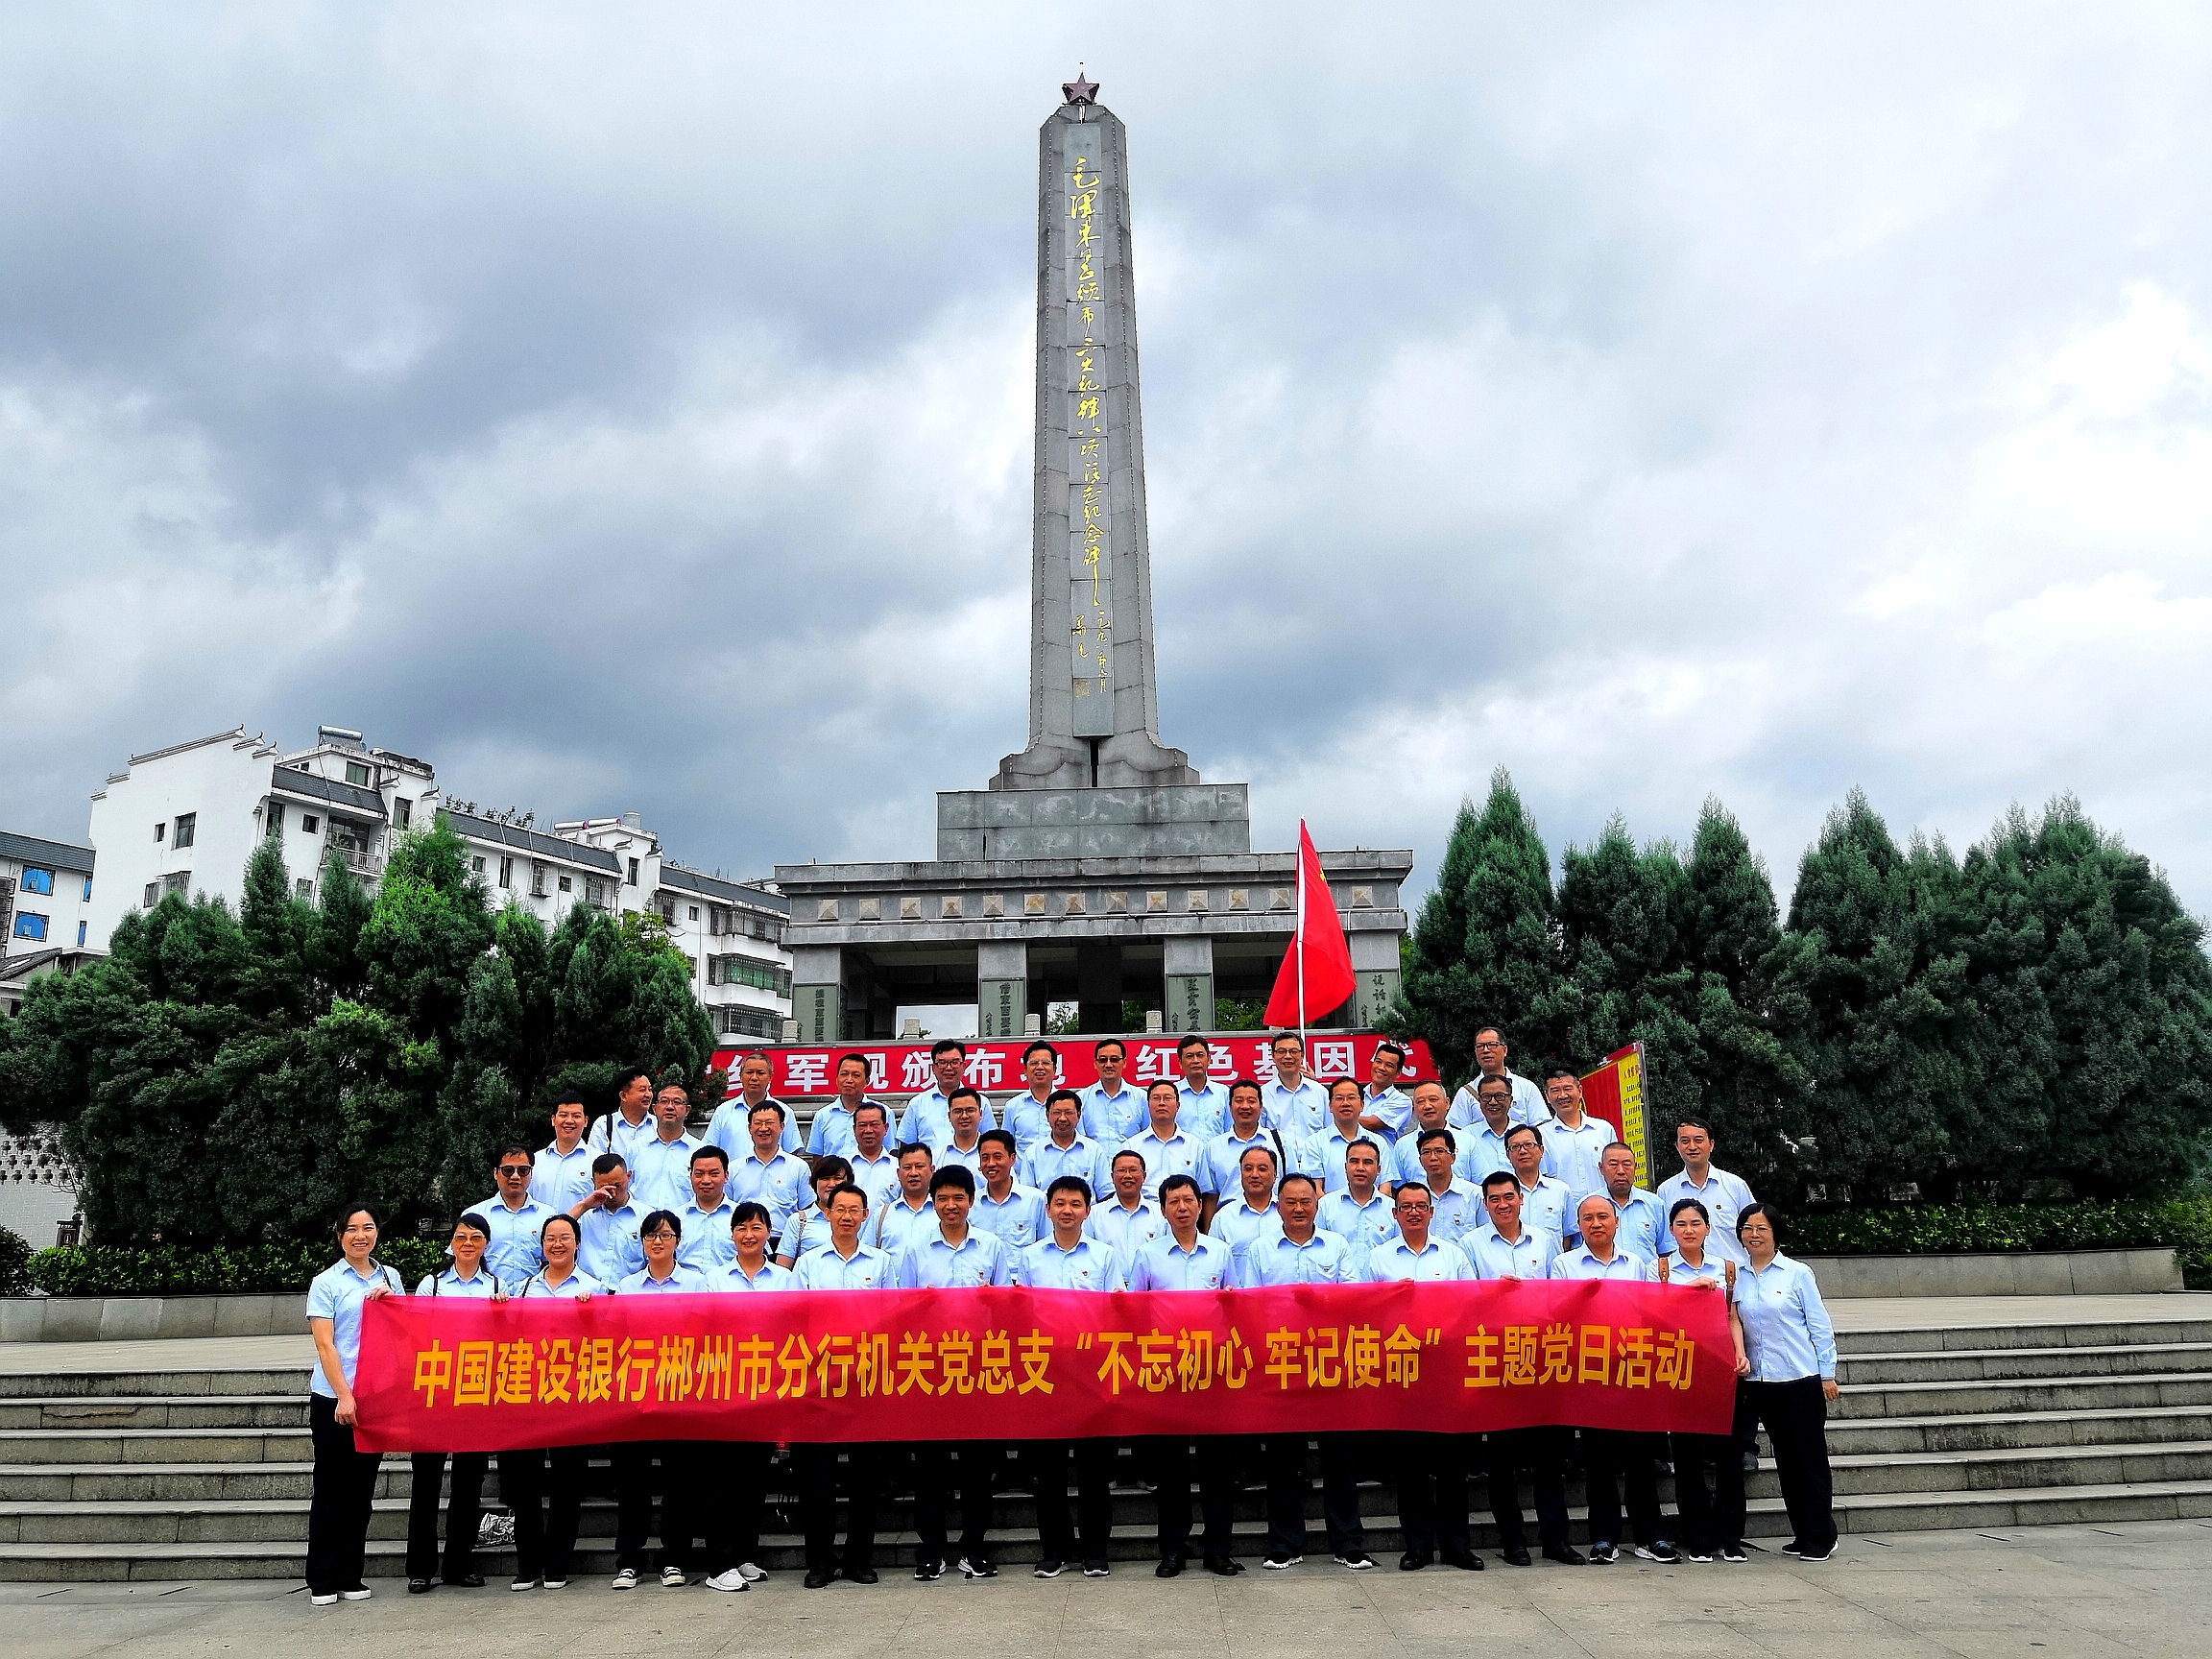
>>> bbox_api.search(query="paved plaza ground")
[5,1519,2207,1659]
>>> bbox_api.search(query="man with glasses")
[1262,1033,1329,1137]
[1451,1026,1550,1128]
[901,1040,996,1151]
[478,1146,548,1285]
[629,1083,705,1214]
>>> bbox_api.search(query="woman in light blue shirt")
[407,1213,507,1596]
[304,1203,403,1606]
[1734,1203,1839,1561]
[611,1212,708,1590]
[507,1214,601,1593]
[1651,1199,1750,1562]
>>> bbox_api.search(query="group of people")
[303,1030,1840,1606]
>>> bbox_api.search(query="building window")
[558,875,572,894]
[661,902,674,924]
[19,868,52,897]
[394,797,411,830]
[498,855,514,889]
[173,813,196,851]
[266,801,285,838]
[531,863,547,897]
[586,878,606,906]
[295,878,314,900]
[82,876,92,902]
[13,914,47,941]
[687,905,699,922]
[77,920,86,948]
[628,857,640,884]
[142,882,158,908]
[155,822,164,842]
[470,855,486,875]
[345,761,371,787]
[714,954,793,996]
[163,872,190,896]
[717,1006,779,1039]
[302,814,319,834]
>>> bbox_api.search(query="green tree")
[1394,769,1574,1089]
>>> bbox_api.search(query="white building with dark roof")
[1,829,98,963]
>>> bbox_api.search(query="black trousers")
[1391,1431,1469,1558]
[795,1442,882,1575]
[305,1392,383,1595]
[1146,1434,1236,1560]
[405,1450,488,1580]
[1669,1427,1745,1552]
[1582,1428,1664,1548]
[1484,1426,1570,1549]
[613,1441,705,1573]
[1262,1432,1365,1557]
[1744,1377,1837,1551]
[913,1442,998,1565]
[1031,1438,1117,1564]
[503,1445,587,1582]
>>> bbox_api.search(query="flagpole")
[1296,821,1308,1047]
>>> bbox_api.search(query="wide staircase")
[2,1309,2209,1580]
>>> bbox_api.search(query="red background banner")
[708,1034,1437,1099]
[352,1280,1732,1453]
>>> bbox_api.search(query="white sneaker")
[612,1568,639,1589]
[734,1561,766,1583]
[542,1577,569,1590]
[338,1588,373,1601]
[309,1593,339,1607]
[704,1569,749,1593]
[509,1577,536,1592]
[661,1566,688,1587]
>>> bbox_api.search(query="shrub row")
[24,1238,449,1298]
[1787,1199,2212,1288]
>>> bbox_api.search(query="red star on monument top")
[1062,69,1098,106]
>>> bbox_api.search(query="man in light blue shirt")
[843,1103,902,1213]
[1238,1174,1354,1286]
[972,1131,1047,1251]
[791,1185,897,1289]
[1119,1080,1202,1201]
[1310,1078,1380,1195]
[1503,1125,1575,1243]
[1085,1151,1167,1273]
[530,1094,596,1213]
[895,1166,1014,1289]
[1196,1079,1280,1225]
[1600,1143,1671,1262]
[628,1085,706,1215]
[1551,1197,1670,1565]
[1449,1026,1551,1128]
[1015,1178,1123,1577]
[703,1050,803,1163]
[1464,1171,1558,1281]
[1001,1042,1061,1159]
[1535,1065,1616,1213]
[570,1154,643,1286]
[1316,1139,1399,1272]
[1455,1076,1523,1182]
[1655,1118,1758,1268]
[1357,1041,1414,1135]
[726,1102,812,1239]
[1079,1038,1145,1144]
[1364,1184,1476,1283]
[1204,1144,1282,1278]
[799,1052,878,1160]
[674,1147,740,1274]
[1261,1033,1329,1138]
[1393,1082,1479,1186]
[1129,1173,1239,1577]
[872,1142,940,1258]
[1405,1130,1484,1248]
[1128,1174,1236,1290]
[900,1040,998,1150]
[1362,1182,1476,1571]
[587,1067,659,1168]
[1019,1090,1110,1198]
[1550,1196,1649,1282]
[1173,1035,1231,1142]
[933,1088,990,1179]
[477,1145,549,1285]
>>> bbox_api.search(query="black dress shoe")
[407,1578,433,1595]
[1543,1543,1587,1566]
[803,1569,835,1589]
[1155,1552,1185,1578]
[1398,1551,1431,1572]
[1502,1546,1533,1567]
[845,1567,878,1585]
[1203,1555,1243,1576]
[1442,1550,1484,1572]
[444,1573,486,1589]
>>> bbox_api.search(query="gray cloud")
[4,4,2210,913]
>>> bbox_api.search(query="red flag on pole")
[1264,820,1358,1031]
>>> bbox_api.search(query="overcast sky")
[5,4,2209,919]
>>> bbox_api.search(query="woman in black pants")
[1734,1203,1841,1561]
[505,1213,605,1591]
[1650,1198,1751,1561]
[406,1211,509,1594]
[304,1203,403,1606]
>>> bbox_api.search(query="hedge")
[24,1238,449,1298]
[0,1227,32,1297]
[1785,1199,2212,1289]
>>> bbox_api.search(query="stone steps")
[1836,1343,2212,1385]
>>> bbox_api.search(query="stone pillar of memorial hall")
[776,77,1410,1041]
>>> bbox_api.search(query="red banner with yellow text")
[353,1281,1731,1453]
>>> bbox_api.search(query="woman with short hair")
[1734,1203,1839,1561]
[405,1212,508,1595]
[304,1202,403,1607]
[1651,1198,1750,1561]
[504,1212,602,1591]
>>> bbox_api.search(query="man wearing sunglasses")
[478,1145,549,1285]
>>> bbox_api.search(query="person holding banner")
[1734,1203,1839,1562]
[570,1154,644,1286]
[1537,1065,1616,1214]
[772,1156,854,1268]
[788,1183,895,1587]
[1130,1173,1239,1576]
[1015,1176,1125,1577]
[1019,1088,1110,1199]
[1086,1148,1167,1270]
[1652,1198,1748,1563]
[405,1213,508,1596]
[506,1214,601,1594]
[304,1203,403,1607]
[1121,1078,1203,1200]
[716,1200,795,1290]
[1174,1033,1230,1140]
[611,1213,708,1589]
[1553,1196,1672,1564]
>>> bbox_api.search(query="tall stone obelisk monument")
[992,72,1199,795]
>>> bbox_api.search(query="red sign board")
[709,1033,1435,1098]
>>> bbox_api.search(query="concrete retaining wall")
[0,1293,307,1342]
[1801,1246,2183,1297]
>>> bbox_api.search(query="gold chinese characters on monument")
[1065,125,1112,736]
